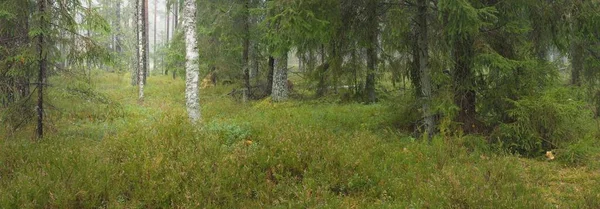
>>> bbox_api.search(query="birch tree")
[184,0,201,123]
[271,53,288,102]
[137,0,145,100]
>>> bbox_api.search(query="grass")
[1,72,599,208]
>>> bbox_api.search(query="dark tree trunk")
[417,0,434,136]
[133,0,140,86]
[571,40,583,86]
[242,0,251,92]
[37,0,47,139]
[267,56,275,95]
[364,0,378,104]
[410,32,421,96]
[453,36,479,133]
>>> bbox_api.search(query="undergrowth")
[0,73,599,208]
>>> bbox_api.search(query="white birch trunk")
[271,53,288,102]
[184,0,201,123]
[138,0,145,100]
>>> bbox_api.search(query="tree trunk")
[267,56,274,95]
[115,1,122,55]
[453,36,478,133]
[138,0,146,100]
[37,0,47,139]
[144,0,150,80]
[133,0,141,86]
[242,0,251,92]
[174,0,178,30]
[165,1,170,75]
[184,0,201,123]
[417,0,434,136]
[272,53,289,102]
[364,0,377,104]
[571,40,583,86]
[249,42,259,84]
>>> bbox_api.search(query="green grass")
[1,73,599,208]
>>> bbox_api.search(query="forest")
[1,0,600,207]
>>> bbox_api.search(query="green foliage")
[438,0,497,40]
[164,31,185,77]
[4,74,594,208]
[492,87,597,156]
[205,121,252,146]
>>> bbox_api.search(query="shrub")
[205,121,252,146]
[492,87,597,157]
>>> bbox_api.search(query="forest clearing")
[2,0,600,208]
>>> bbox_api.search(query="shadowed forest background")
[1,0,600,208]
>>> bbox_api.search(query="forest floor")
[1,72,600,208]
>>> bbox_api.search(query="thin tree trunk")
[115,1,122,55]
[37,0,47,139]
[165,1,170,75]
[184,0,201,123]
[153,0,157,75]
[144,0,150,80]
[418,0,434,136]
[242,0,251,92]
[174,0,178,30]
[133,0,141,86]
[138,0,146,100]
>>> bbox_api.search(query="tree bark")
[267,56,275,95]
[571,40,584,86]
[184,0,201,123]
[115,1,122,55]
[417,0,434,136]
[144,0,150,80]
[165,0,170,75]
[37,0,47,139]
[272,53,289,102]
[364,0,378,104]
[138,0,146,100]
[242,0,251,92]
[133,0,141,86]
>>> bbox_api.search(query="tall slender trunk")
[115,1,122,55]
[272,53,288,102]
[37,0,47,139]
[364,0,377,104]
[133,0,141,86]
[86,0,92,82]
[153,0,157,75]
[174,0,178,30]
[144,0,150,80]
[165,1,170,75]
[138,0,146,100]
[418,0,434,136]
[184,0,201,123]
[242,0,251,92]
[166,3,170,43]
